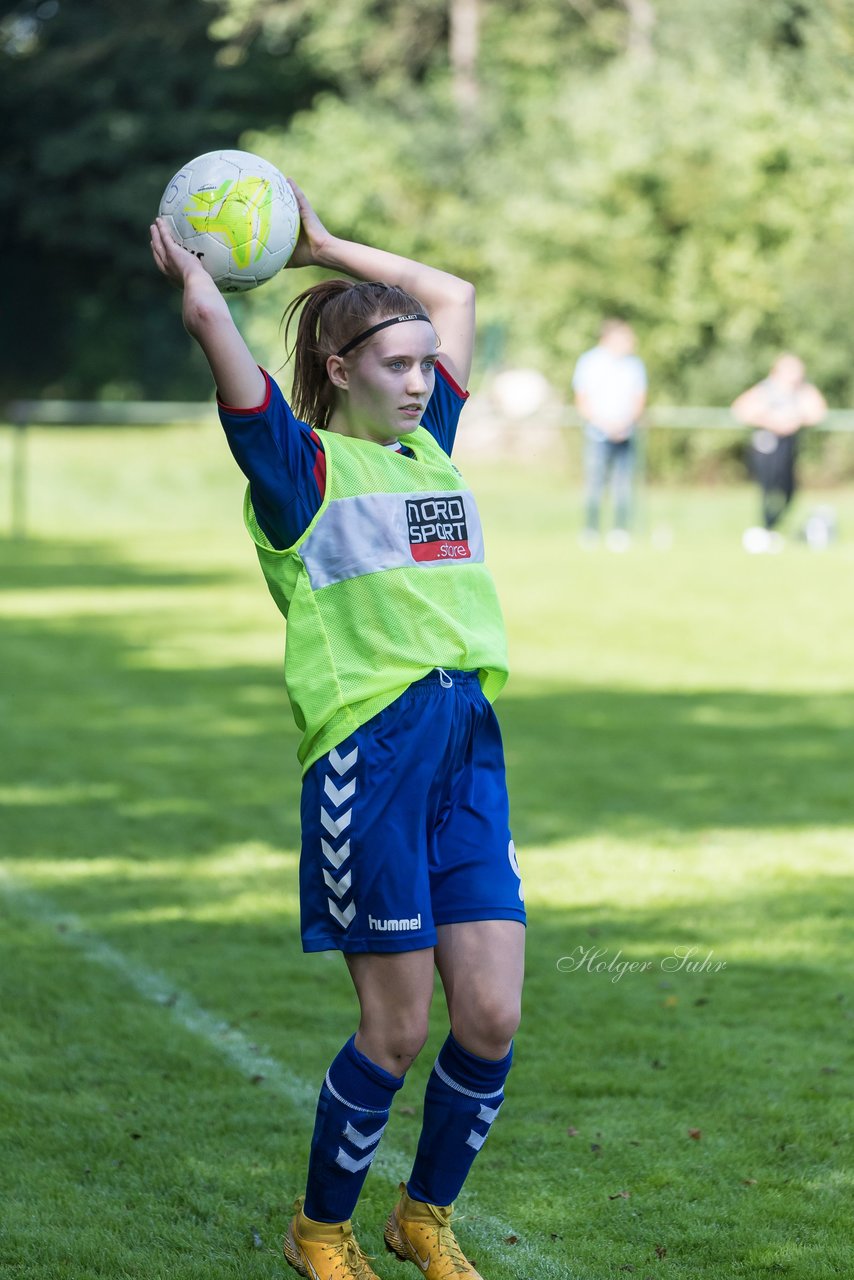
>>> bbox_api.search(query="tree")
[236,0,854,412]
[0,0,320,398]
[4,0,854,420]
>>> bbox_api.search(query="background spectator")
[573,319,647,550]
[731,354,827,553]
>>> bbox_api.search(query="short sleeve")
[420,362,469,455]
[572,350,592,392]
[218,371,325,550]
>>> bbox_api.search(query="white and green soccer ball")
[159,149,300,293]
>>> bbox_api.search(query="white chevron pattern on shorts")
[323,868,352,898]
[328,900,356,929]
[322,744,359,931]
[329,744,359,776]
[320,806,352,838]
[324,775,357,806]
[321,837,350,870]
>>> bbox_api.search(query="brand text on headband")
[337,313,432,358]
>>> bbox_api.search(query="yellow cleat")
[284,1199,381,1280]
[384,1183,485,1279]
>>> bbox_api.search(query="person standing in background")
[572,319,647,551]
[731,354,827,554]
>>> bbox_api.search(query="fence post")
[11,417,28,540]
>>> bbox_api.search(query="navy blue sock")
[407,1033,513,1206]
[303,1036,405,1223]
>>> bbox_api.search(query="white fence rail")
[4,399,854,538]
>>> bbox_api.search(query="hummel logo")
[369,913,422,933]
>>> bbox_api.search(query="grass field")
[1,422,852,1280]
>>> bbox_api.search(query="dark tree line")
[0,0,323,399]
[3,0,853,414]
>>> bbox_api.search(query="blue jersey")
[218,362,469,550]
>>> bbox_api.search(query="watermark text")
[556,944,726,983]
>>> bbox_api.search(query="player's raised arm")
[286,181,476,389]
[150,217,266,409]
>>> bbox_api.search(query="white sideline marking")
[0,870,316,1109]
[0,872,567,1279]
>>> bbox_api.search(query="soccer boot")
[284,1198,381,1280]
[384,1183,485,1279]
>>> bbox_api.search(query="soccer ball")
[158,150,300,293]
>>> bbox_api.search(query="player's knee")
[483,999,522,1051]
[401,1028,431,1068]
[453,993,521,1057]
[361,1013,430,1074]
[383,1025,430,1073]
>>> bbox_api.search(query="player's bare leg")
[286,951,435,1280]
[385,920,525,1279]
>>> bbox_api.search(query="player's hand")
[150,217,211,290]
[285,180,334,269]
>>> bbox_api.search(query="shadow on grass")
[499,685,854,843]
[1,546,853,883]
[0,538,241,592]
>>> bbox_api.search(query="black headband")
[336,313,431,358]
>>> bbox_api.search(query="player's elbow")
[183,295,229,342]
[459,278,476,306]
[446,278,476,314]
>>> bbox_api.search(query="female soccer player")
[150,184,525,1280]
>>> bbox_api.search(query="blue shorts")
[299,669,526,953]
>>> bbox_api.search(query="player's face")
[343,322,438,443]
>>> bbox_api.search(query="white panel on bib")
[300,490,485,590]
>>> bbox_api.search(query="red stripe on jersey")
[216,368,272,415]
[310,430,327,499]
[436,362,470,401]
